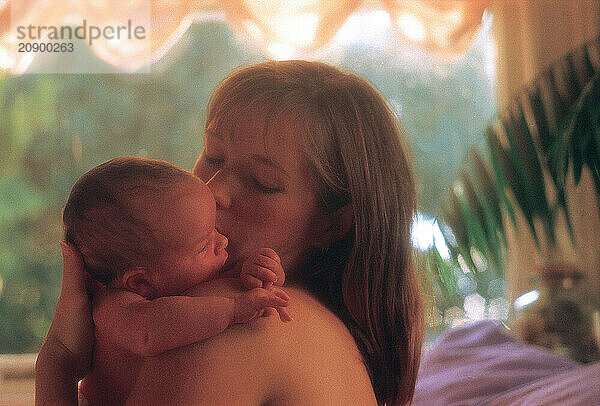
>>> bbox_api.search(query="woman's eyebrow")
[251,154,290,178]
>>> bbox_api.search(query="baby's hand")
[233,287,290,324]
[240,248,285,289]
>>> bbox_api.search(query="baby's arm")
[92,286,289,357]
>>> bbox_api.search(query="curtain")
[0,0,490,74]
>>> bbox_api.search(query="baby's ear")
[121,267,156,298]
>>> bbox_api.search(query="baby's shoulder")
[91,287,143,315]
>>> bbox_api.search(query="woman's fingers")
[49,241,96,379]
[59,241,87,297]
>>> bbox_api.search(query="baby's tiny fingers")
[252,266,277,283]
[251,288,289,307]
[276,307,293,322]
[266,294,289,307]
[271,288,290,301]
[252,256,280,275]
[261,307,277,317]
[258,247,279,260]
[241,273,263,289]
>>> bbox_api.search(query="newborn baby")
[62,156,290,404]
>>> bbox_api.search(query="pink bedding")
[413,321,600,405]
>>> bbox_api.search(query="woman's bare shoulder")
[265,286,377,404]
[127,286,377,405]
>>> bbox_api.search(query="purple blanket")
[413,321,600,405]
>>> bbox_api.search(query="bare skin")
[120,112,380,405]
[37,89,381,404]
[126,278,377,405]
[79,179,292,404]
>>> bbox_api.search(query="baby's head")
[63,157,228,297]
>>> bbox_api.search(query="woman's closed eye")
[251,178,283,194]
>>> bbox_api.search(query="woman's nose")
[206,169,232,209]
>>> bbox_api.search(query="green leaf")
[562,70,600,215]
[441,190,477,273]
[506,99,555,246]
[487,125,541,248]
[471,150,506,247]
[425,245,459,305]
[486,126,517,227]
[459,169,502,272]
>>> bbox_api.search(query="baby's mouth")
[220,255,235,273]
[221,250,229,266]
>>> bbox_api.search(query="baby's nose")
[215,232,228,253]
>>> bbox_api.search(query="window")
[0,10,495,353]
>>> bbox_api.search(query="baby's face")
[148,179,228,296]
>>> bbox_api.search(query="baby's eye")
[198,243,208,253]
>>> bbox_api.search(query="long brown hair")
[207,61,423,405]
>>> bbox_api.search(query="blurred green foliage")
[0,22,266,352]
[0,21,494,352]
[432,36,600,335]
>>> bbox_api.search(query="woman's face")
[193,113,325,274]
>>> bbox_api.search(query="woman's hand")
[35,241,99,405]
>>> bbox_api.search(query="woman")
[36,60,423,405]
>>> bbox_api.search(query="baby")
[62,156,290,404]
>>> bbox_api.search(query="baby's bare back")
[79,278,237,404]
[80,334,144,404]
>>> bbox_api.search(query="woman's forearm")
[35,242,97,405]
[35,336,79,406]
